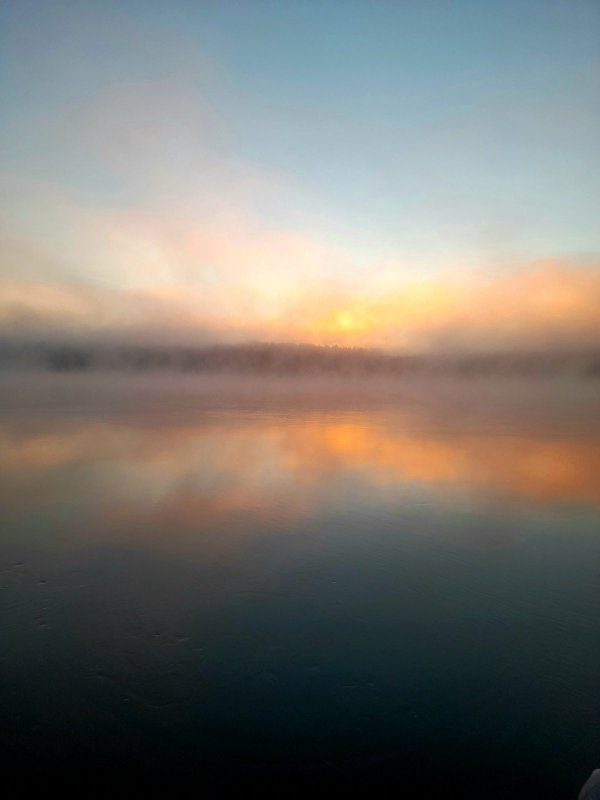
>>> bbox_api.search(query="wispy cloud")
[2,182,598,352]
[285,259,600,350]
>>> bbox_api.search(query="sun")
[334,310,363,332]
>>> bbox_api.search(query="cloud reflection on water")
[2,386,599,557]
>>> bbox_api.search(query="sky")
[1,0,599,351]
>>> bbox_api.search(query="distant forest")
[1,341,599,378]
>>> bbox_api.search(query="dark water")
[1,375,599,796]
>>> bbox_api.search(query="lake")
[1,374,599,796]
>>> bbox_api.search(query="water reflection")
[1,379,599,796]
[2,404,599,529]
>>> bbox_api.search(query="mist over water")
[1,373,599,795]
[2,340,600,379]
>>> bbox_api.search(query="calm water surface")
[1,375,599,796]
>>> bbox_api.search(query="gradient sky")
[1,0,599,349]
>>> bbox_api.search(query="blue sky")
[1,0,599,347]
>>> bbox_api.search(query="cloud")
[1,168,598,352]
[0,172,355,342]
[1,201,599,350]
[285,259,600,350]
